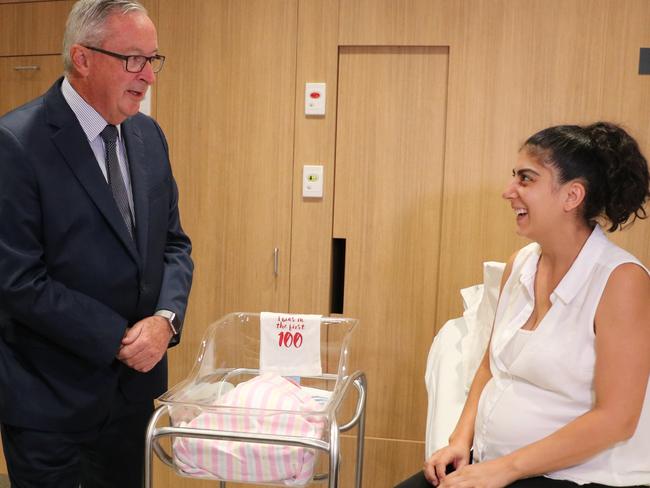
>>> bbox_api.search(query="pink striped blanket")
[173,373,325,485]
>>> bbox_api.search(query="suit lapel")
[121,119,149,264]
[45,79,141,266]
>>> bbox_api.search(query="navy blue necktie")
[100,125,134,239]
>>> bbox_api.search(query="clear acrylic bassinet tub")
[145,312,367,488]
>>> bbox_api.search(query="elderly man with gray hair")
[0,1,193,486]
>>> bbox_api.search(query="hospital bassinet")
[145,312,367,488]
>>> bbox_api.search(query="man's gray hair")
[63,0,147,74]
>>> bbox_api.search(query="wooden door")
[334,46,450,485]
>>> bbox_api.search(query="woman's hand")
[423,444,471,486]
[439,458,518,488]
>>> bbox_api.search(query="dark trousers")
[1,391,153,488]
[395,471,647,488]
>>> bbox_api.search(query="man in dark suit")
[0,1,193,486]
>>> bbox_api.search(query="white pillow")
[424,261,504,457]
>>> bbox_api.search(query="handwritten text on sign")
[260,312,322,376]
[276,316,304,348]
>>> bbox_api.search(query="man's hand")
[117,315,173,372]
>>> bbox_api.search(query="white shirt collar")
[518,226,608,306]
[553,225,608,304]
[61,77,121,142]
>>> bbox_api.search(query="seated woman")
[398,122,650,488]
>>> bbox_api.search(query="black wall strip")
[330,238,346,314]
[640,48,650,75]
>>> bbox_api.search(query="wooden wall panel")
[334,46,449,441]
[339,0,460,46]
[0,1,74,56]
[339,435,424,487]
[288,0,340,314]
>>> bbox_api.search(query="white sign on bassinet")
[259,312,323,377]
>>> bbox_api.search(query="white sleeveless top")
[473,226,650,486]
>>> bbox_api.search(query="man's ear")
[70,45,90,76]
[564,180,586,212]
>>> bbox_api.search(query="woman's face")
[502,150,568,240]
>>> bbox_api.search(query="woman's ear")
[564,180,586,212]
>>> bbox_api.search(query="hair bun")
[583,122,649,230]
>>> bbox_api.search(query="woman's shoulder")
[596,233,649,275]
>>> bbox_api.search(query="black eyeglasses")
[83,45,165,73]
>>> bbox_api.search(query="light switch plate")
[303,165,324,198]
[305,83,326,116]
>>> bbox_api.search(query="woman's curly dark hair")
[522,122,650,231]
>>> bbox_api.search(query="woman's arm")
[440,263,650,488]
[424,256,516,485]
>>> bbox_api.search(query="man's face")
[83,12,158,125]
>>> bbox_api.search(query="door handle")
[273,247,279,276]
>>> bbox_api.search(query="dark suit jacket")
[0,79,193,432]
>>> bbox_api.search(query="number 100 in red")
[278,331,303,348]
